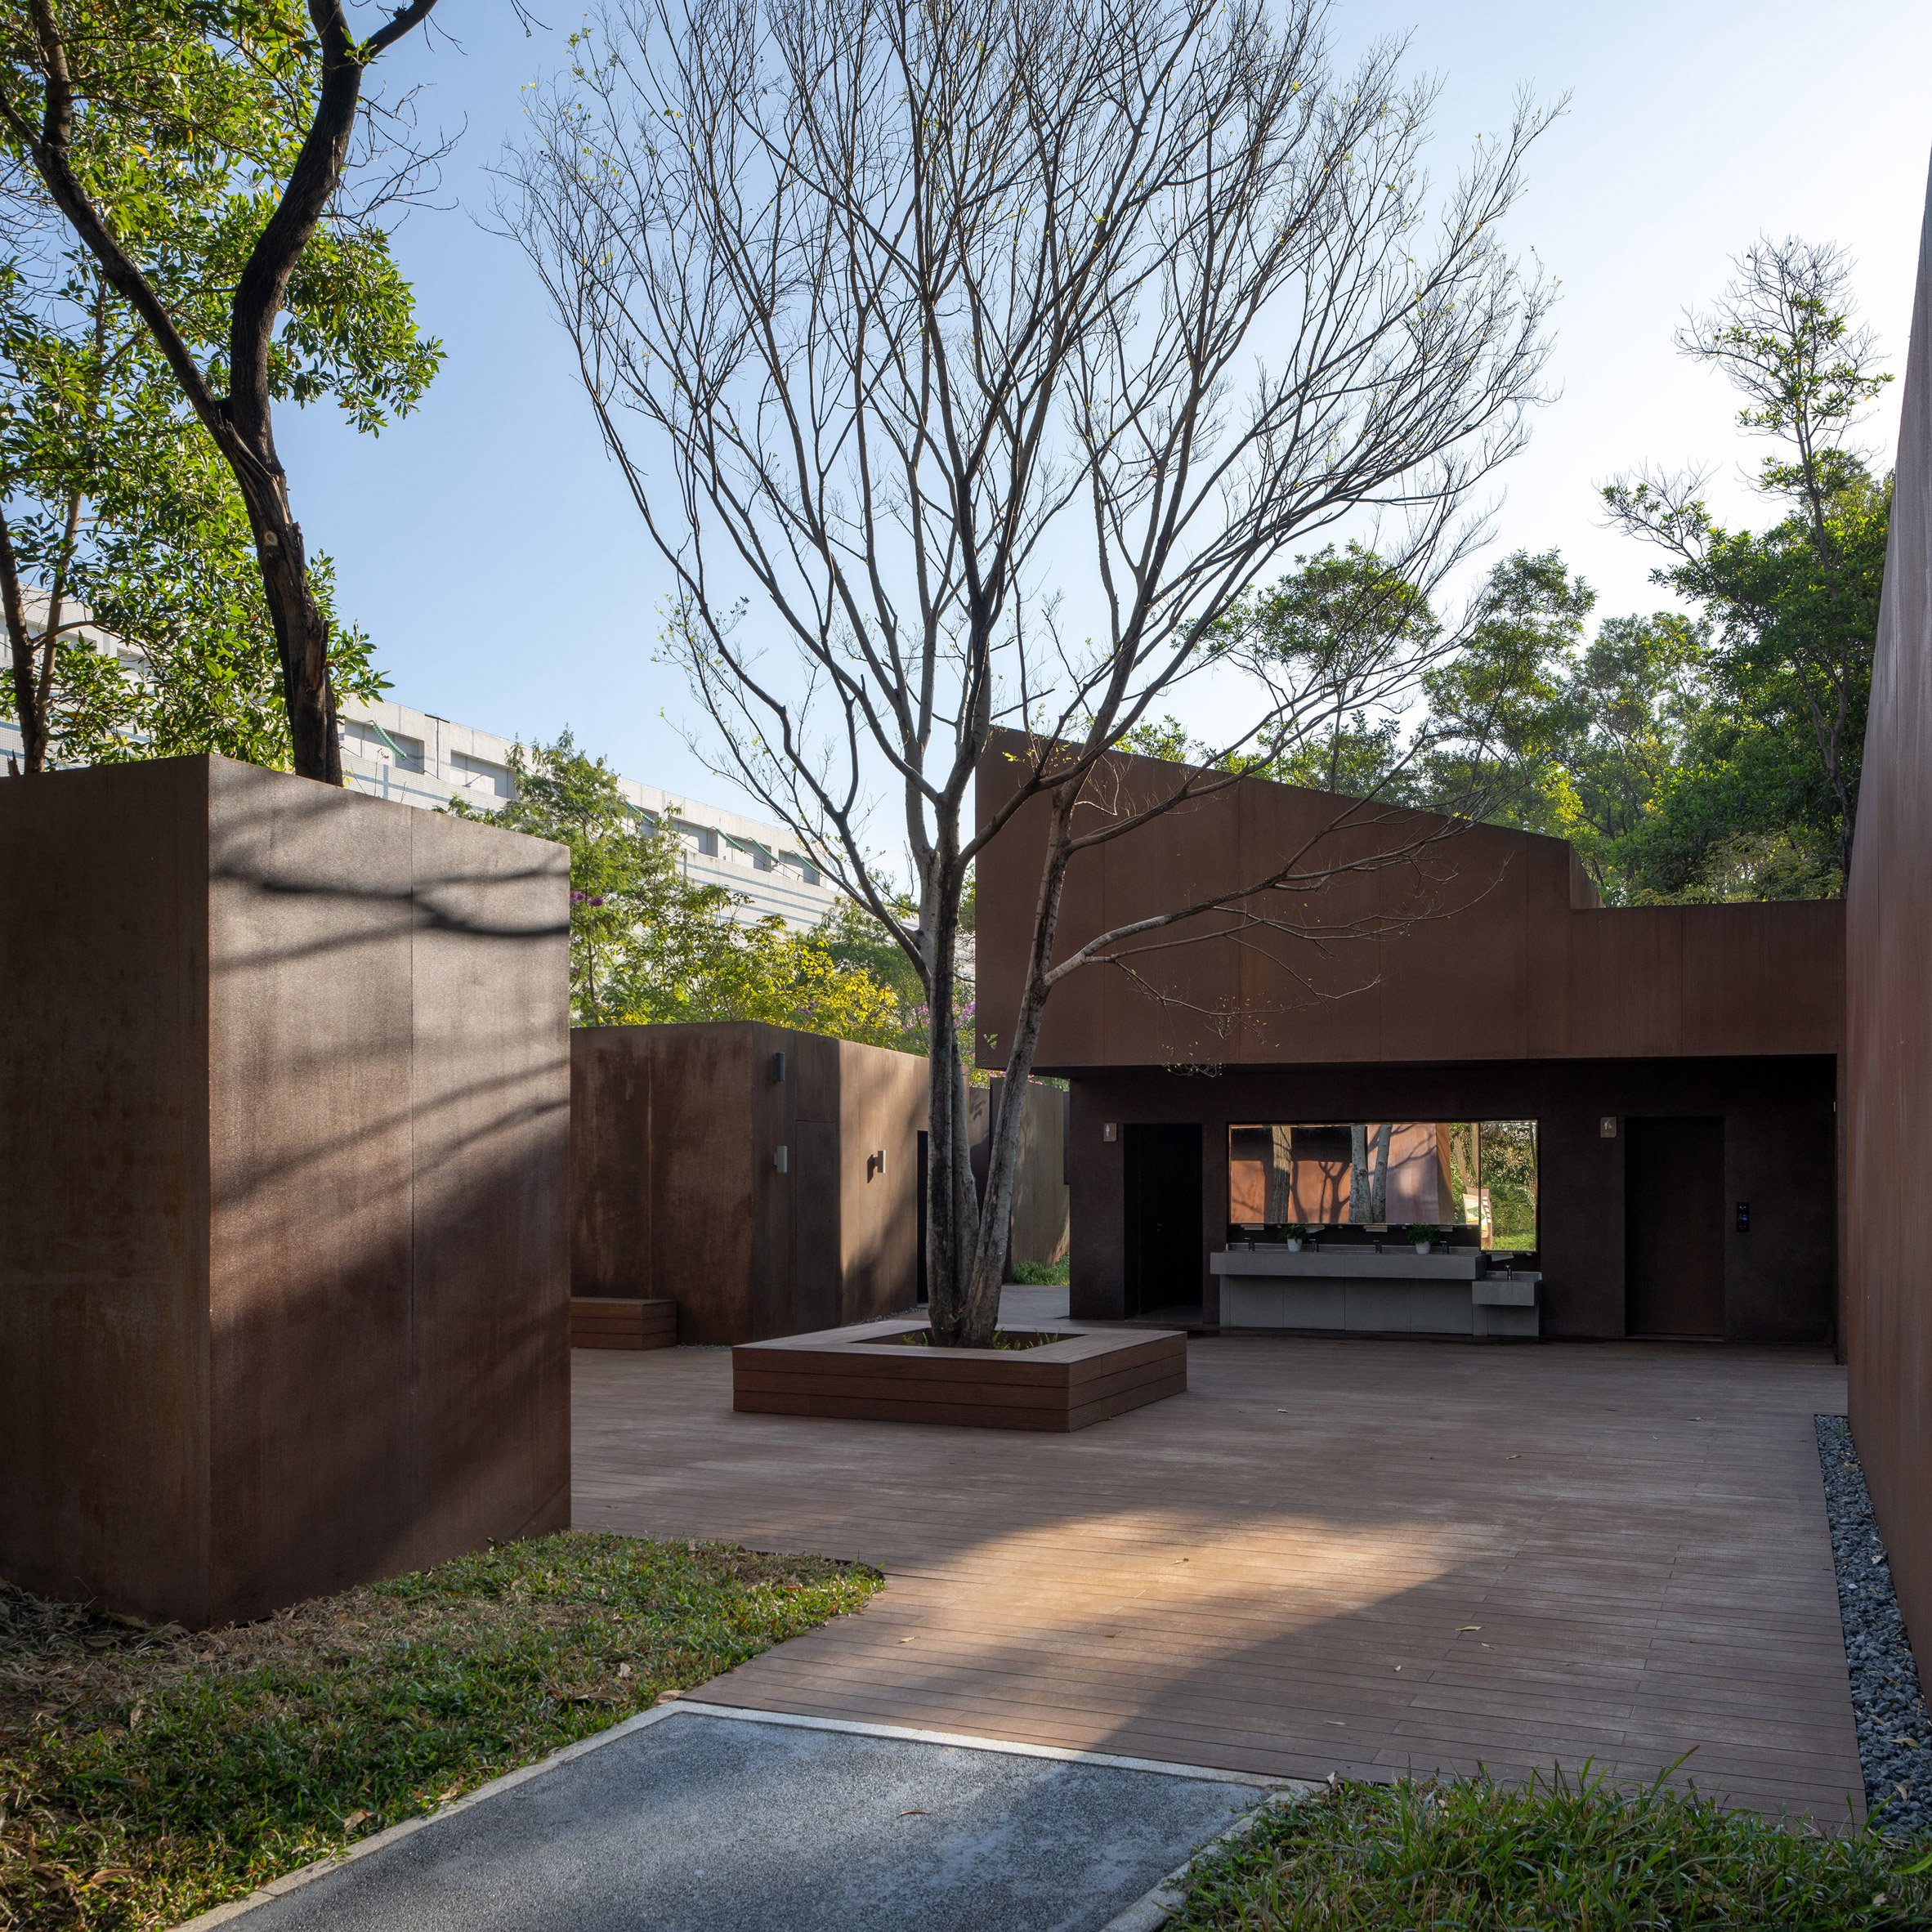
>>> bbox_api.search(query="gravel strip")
[1816,1413,1932,1840]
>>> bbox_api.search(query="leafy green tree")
[1416,550,1596,831]
[1604,238,1890,883]
[1222,542,1442,794]
[460,732,913,1044]
[0,0,444,781]
[0,249,379,772]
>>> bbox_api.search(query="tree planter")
[733,1317,1185,1432]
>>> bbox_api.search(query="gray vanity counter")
[1211,1246,1541,1337]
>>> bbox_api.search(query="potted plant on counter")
[1283,1223,1307,1253]
[1405,1224,1440,1254]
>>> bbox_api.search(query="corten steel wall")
[1846,159,1932,1681]
[968,1078,1071,1269]
[0,756,572,1627]
[975,734,1843,1072]
[975,734,1843,1340]
[1067,1059,1836,1339]
[570,1022,926,1344]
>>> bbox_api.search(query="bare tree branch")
[503,0,1554,1343]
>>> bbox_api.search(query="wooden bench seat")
[571,1296,678,1350]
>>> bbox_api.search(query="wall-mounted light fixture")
[773,1145,789,1174]
[771,1050,787,1084]
[866,1148,886,1178]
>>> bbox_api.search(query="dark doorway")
[1123,1123,1202,1317]
[1625,1116,1725,1338]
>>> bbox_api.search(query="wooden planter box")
[570,1295,678,1350]
[732,1318,1185,1432]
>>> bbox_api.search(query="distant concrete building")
[338,695,838,929]
[1,609,837,929]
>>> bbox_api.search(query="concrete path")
[203,1707,1273,1932]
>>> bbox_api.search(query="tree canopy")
[456,732,923,1047]
[0,0,444,780]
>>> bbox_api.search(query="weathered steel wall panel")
[571,1022,927,1344]
[976,740,1843,1072]
[1845,160,1932,1684]
[1,756,571,1627]
[0,759,212,1617]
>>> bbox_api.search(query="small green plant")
[1169,1768,1932,1930]
[1402,1223,1441,1245]
[1011,1256,1071,1286]
[1281,1223,1307,1240]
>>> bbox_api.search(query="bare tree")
[0,0,445,782]
[506,0,1552,1344]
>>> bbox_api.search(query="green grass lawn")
[1170,1769,1932,1930]
[0,1532,879,1932]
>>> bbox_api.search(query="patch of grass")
[1010,1258,1071,1286]
[1169,1769,1932,1930]
[0,1531,879,1932]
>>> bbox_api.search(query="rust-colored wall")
[839,1039,928,1318]
[976,736,1842,1072]
[964,1078,1072,1273]
[1845,159,1932,1683]
[0,757,572,1627]
[0,760,212,1618]
[570,1022,926,1343]
[1067,1059,1836,1342]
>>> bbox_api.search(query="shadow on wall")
[0,755,572,1627]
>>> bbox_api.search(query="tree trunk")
[923,870,986,1344]
[243,473,340,785]
[928,806,1077,1348]
[0,508,47,774]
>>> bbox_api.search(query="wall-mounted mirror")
[1227,1120,1537,1250]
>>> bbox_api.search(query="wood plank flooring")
[573,1317,1860,1822]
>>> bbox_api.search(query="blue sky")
[284,0,1932,813]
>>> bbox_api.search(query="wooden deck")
[573,1319,1861,1822]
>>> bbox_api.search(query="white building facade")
[338,695,838,929]
[2,610,838,930]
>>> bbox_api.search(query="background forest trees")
[1129,237,1889,906]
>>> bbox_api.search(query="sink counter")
[1211,1246,1487,1281]
[1211,1246,1540,1338]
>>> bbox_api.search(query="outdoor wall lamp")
[772,1050,787,1083]
[773,1145,789,1174]
[867,1149,885,1178]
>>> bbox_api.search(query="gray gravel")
[219,1708,1267,1932]
[1816,1414,1932,1840]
